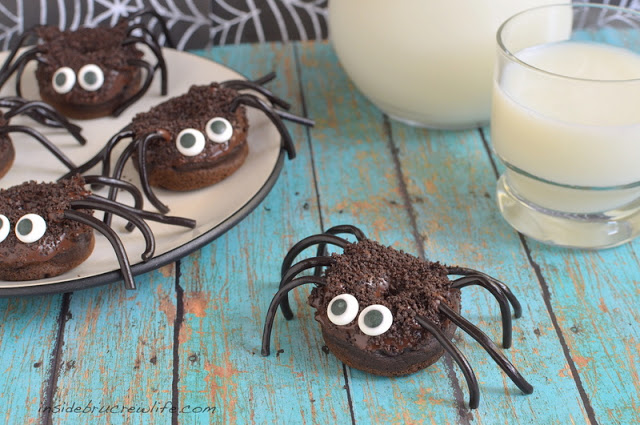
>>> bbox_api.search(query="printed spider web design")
[599,0,640,8]
[210,0,328,45]
[597,0,640,26]
[0,0,212,50]
[0,0,22,51]
[82,0,212,50]
[574,0,640,31]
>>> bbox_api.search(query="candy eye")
[0,214,9,243]
[358,304,393,336]
[176,128,206,156]
[327,294,359,326]
[15,214,46,243]
[78,64,104,91]
[205,117,233,143]
[52,67,76,94]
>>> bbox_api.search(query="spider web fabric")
[0,0,329,51]
[210,0,328,45]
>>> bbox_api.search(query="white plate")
[0,49,285,295]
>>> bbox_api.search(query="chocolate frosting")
[0,176,92,267]
[309,238,461,356]
[34,22,143,109]
[130,83,249,174]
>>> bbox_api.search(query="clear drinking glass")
[492,3,640,249]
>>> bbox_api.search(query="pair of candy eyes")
[52,65,104,94]
[327,294,393,336]
[0,214,46,244]
[175,117,233,156]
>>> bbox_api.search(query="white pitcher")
[329,0,570,129]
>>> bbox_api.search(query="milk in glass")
[492,41,640,213]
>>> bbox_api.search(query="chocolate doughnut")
[263,225,533,409]
[34,23,144,120]
[309,238,461,376]
[0,174,196,287]
[130,83,250,191]
[0,10,172,120]
[0,177,94,281]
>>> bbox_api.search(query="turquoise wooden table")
[1,41,638,425]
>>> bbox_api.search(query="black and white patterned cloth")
[0,0,636,51]
[0,0,329,51]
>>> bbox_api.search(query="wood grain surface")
[0,41,637,425]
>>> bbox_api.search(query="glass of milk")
[491,3,640,249]
[329,0,568,129]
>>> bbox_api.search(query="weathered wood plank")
[174,42,353,424]
[48,267,177,425]
[486,129,640,424]
[525,243,640,425]
[0,295,63,424]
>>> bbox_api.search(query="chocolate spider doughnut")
[0,175,194,289]
[0,9,172,119]
[262,225,534,409]
[63,73,314,214]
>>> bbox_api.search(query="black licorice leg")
[450,275,514,348]
[112,59,154,117]
[1,126,76,170]
[439,303,534,395]
[63,210,136,290]
[125,24,163,51]
[415,315,480,409]
[280,234,350,278]
[5,100,86,144]
[0,46,39,88]
[126,9,175,48]
[1,96,70,130]
[14,58,26,97]
[99,128,136,178]
[104,139,139,226]
[273,109,315,127]
[111,140,138,181]
[13,56,48,97]
[229,94,296,159]
[324,225,367,241]
[0,48,40,92]
[261,276,326,356]
[70,199,155,261]
[84,179,144,233]
[279,256,334,320]
[87,194,195,229]
[59,129,135,181]
[448,266,523,318]
[251,72,277,86]
[0,31,35,78]
[137,132,170,214]
[85,175,144,232]
[9,100,84,137]
[83,178,144,210]
[220,80,291,110]
[122,36,168,95]
[313,225,366,276]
